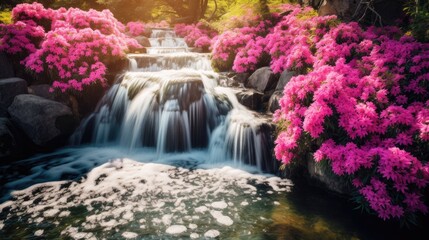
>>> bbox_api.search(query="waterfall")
[72,28,276,172]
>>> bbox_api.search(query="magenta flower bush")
[174,22,218,51]
[232,36,269,73]
[11,2,56,31]
[0,3,141,93]
[0,20,45,56]
[272,5,429,222]
[211,18,276,72]
[126,21,146,37]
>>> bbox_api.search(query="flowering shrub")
[0,3,141,93]
[126,21,146,37]
[174,21,218,51]
[273,5,429,222]
[212,18,276,72]
[11,2,56,31]
[0,20,45,56]
[265,7,337,74]
[232,36,270,73]
[221,5,337,74]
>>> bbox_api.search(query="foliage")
[404,1,429,42]
[0,10,12,24]
[0,3,141,93]
[271,4,429,223]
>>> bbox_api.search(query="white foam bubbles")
[166,225,187,235]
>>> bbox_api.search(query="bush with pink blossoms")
[126,21,146,37]
[264,7,337,74]
[224,5,337,74]
[273,5,429,223]
[232,36,270,73]
[174,21,218,52]
[0,3,141,94]
[11,2,56,31]
[212,17,277,72]
[0,20,45,57]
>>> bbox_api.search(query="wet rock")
[307,158,351,195]
[218,74,240,87]
[268,91,283,113]
[135,36,151,47]
[0,118,17,159]
[234,89,263,111]
[233,72,250,86]
[0,78,28,117]
[246,67,279,93]
[0,52,14,79]
[276,70,295,92]
[8,94,76,147]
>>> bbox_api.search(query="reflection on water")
[0,150,428,239]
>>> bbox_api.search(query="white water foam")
[0,158,292,239]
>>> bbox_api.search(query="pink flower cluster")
[211,18,276,71]
[272,5,429,221]
[11,2,56,30]
[0,3,141,93]
[229,6,337,73]
[0,20,45,55]
[233,36,268,73]
[174,22,218,51]
[126,21,146,37]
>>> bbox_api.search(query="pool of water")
[0,147,428,239]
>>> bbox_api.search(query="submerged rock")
[8,94,76,147]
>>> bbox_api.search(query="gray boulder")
[0,118,17,159]
[246,67,279,93]
[0,78,28,117]
[0,52,14,79]
[135,36,151,47]
[8,94,76,146]
[276,70,295,92]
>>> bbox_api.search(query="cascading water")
[72,28,276,171]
